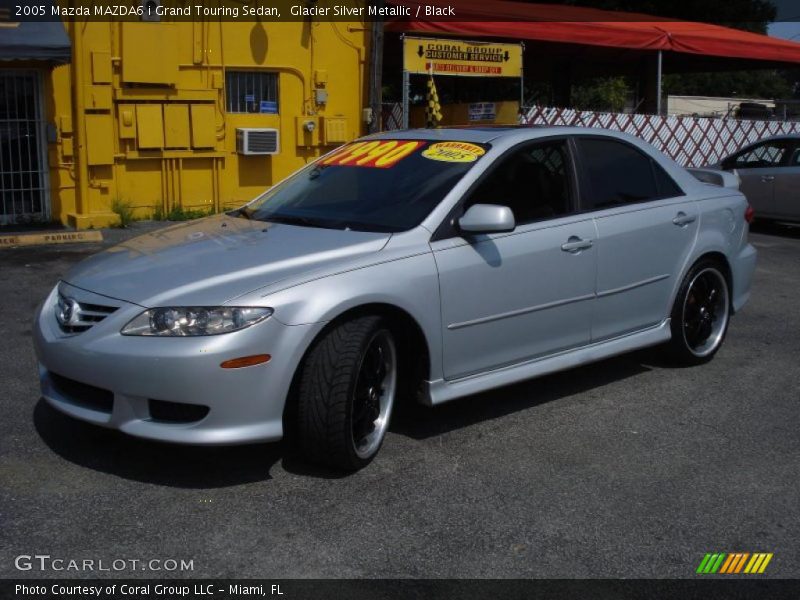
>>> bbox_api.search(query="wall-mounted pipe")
[367,3,384,134]
[177,63,309,114]
[69,20,90,217]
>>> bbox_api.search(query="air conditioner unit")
[236,128,280,155]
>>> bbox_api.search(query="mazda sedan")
[34,127,757,470]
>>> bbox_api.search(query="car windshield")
[236,139,490,232]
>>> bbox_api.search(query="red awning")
[386,0,800,66]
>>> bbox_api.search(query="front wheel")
[296,316,398,471]
[666,260,731,365]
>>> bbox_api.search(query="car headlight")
[121,307,273,336]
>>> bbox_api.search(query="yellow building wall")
[46,16,369,228]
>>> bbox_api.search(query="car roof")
[365,127,525,143]
[755,134,800,142]
[365,125,633,144]
[735,133,800,146]
[726,133,800,156]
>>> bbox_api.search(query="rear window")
[727,141,790,169]
[578,138,683,209]
[239,140,489,232]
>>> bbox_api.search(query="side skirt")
[422,319,671,406]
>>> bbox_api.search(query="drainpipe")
[70,19,90,221]
[367,0,384,133]
[656,50,663,116]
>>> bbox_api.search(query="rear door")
[575,136,697,341]
[772,141,800,220]
[722,139,792,219]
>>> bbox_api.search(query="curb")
[0,231,104,248]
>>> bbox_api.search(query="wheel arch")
[319,303,431,380]
[689,250,734,310]
[282,302,432,434]
[669,246,735,321]
[666,250,734,365]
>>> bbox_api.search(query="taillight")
[744,204,755,224]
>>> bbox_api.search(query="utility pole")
[368,0,384,133]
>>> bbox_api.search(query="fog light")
[220,354,271,369]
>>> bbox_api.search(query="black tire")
[296,316,398,471]
[666,259,731,366]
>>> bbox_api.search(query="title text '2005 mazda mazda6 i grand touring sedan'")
[34,127,757,470]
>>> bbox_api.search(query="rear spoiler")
[687,168,740,190]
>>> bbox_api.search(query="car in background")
[34,127,757,471]
[713,134,800,223]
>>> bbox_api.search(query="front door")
[433,139,596,380]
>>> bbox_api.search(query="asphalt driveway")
[1,221,798,579]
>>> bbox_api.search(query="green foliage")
[111,198,135,228]
[524,81,556,107]
[571,77,630,112]
[153,205,212,222]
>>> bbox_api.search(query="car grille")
[56,292,119,334]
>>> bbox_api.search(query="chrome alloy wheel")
[351,330,397,459]
[681,267,730,358]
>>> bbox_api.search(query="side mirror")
[458,204,516,234]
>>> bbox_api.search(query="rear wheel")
[666,260,731,365]
[296,316,397,470]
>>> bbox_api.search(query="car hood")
[64,214,391,306]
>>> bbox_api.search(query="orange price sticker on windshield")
[321,140,425,168]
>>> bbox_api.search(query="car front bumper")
[33,282,323,445]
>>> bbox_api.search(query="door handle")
[672,212,697,227]
[561,236,593,253]
[761,175,775,182]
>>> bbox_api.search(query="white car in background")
[713,134,800,223]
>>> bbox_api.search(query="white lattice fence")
[524,106,800,167]
[382,103,404,131]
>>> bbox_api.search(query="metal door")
[0,70,50,225]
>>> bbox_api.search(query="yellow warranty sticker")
[421,142,485,163]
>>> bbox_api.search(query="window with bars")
[1,70,48,225]
[225,71,279,114]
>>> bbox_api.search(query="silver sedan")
[714,134,800,223]
[34,127,757,470]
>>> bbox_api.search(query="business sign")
[403,36,523,78]
[469,102,497,122]
[259,100,278,114]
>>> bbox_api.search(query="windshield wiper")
[230,207,252,220]
[261,214,335,229]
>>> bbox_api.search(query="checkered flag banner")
[426,76,442,128]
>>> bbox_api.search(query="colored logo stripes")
[697,553,773,574]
